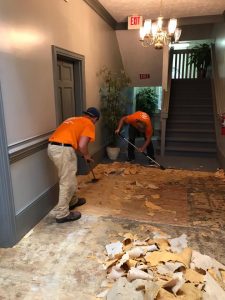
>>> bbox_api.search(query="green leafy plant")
[136,88,158,117]
[188,43,211,78]
[97,66,131,146]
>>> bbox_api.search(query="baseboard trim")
[15,184,58,243]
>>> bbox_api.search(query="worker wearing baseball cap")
[48,107,100,223]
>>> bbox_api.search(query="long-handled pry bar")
[119,133,166,170]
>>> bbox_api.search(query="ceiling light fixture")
[139,0,182,49]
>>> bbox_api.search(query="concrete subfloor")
[0,159,224,299]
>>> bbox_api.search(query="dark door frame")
[52,46,86,125]
[0,84,17,247]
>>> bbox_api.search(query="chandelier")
[139,0,182,49]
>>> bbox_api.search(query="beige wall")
[0,0,123,150]
[213,23,225,167]
[116,30,163,87]
[0,0,123,213]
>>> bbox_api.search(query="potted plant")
[97,66,131,160]
[136,88,158,117]
[188,43,211,78]
[135,87,158,137]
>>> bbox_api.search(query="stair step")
[169,106,213,114]
[166,128,214,133]
[167,114,214,122]
[165,137,216,143]
[166,132,215,140]
[165,145,216,153]
[170,98,212,104]
[164,146,216,157]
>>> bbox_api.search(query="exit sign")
[140,74,150,79]
[128,15,143,29]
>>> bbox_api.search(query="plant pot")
[106,146,120,160]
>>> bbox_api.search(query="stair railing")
[160,49,173,156]
[211,43,224,161]
[171,49,198,79]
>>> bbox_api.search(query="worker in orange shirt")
[115,111,155,163]
[48,107,100,223]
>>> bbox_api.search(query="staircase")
[165,79,216,156]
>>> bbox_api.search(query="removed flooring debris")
[97,233,225,299]
[0,162,224,299]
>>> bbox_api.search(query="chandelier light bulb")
[144,19,152,35]
[151,22,158,36]
[174,28,182,42]
[139,26,146,40]
[168,18,177,35]
[157,17,163,30]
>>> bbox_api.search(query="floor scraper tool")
[119,133,166,170]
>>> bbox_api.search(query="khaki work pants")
[48,144,78,219]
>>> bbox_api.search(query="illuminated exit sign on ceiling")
[128,15,143,29]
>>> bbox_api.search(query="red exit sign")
[128,15,143,29]
[140,74,150,79]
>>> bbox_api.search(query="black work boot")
[69,198,86,210]
[56,211,81,223]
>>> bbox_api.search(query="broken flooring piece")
[145,247,192,268]
[116,253,129,268]
[191,250,213,271]
[184,268,204,284]
[180,283,203,300]
[169,234,188,253]
[127,267,153,281]
[107,266,126,280]
[106,277,143,300]
[203,272,225,300]
[127,247,145,259]
[163,272,185,295]
[134,279,160,300]
[96,289,109,298]
[104,259,118,270]
[157,262,184,276]
[105,241,123,259]
[153,239,170,251]
[156,288,177,299]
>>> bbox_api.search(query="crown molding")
[179,14,224,26]
[83,1,224,30]
[83,0,117,29]
[115,14,224,30]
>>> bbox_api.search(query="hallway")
[0,162,225,299]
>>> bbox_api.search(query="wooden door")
[57,60,75,122]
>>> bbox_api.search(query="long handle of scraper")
[118,133,166,170]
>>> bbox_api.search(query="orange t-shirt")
[124,111,153,138]
[49,116,95,149]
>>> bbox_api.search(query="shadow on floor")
[103,150,220,172]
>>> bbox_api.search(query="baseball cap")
[83,107,100,120]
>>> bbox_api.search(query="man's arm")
[78,136,93,162]
[115,116,127,134]
[138,136,151,152]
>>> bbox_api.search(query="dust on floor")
[0,162,224,299]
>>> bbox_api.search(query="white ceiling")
[98,0,225,23]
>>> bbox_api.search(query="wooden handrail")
[160,49,173,156]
